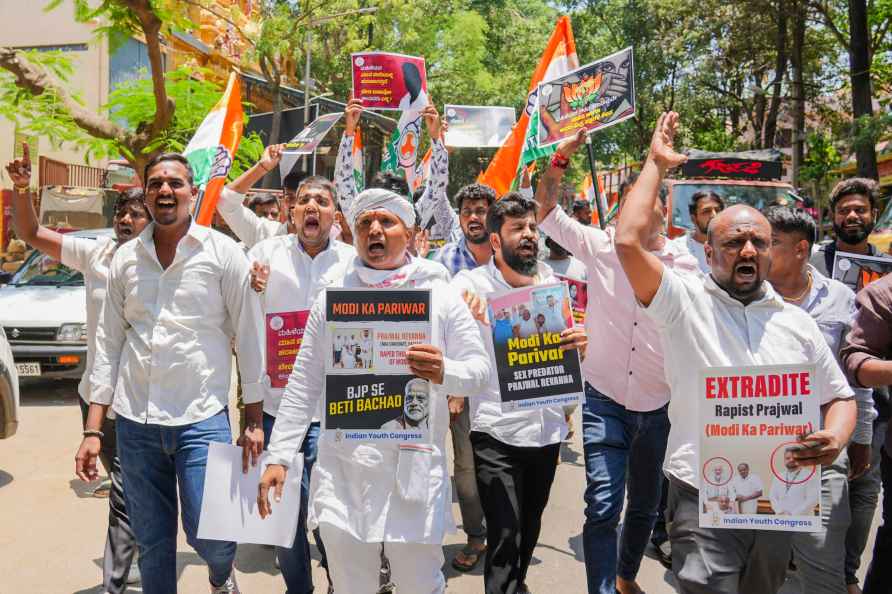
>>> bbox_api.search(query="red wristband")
[551,153,570,170]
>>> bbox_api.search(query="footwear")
[518,584,532,594]
[643,539,672,570]
[209,572,240,593]
[451,543,486,572]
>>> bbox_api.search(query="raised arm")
[615,112,687,306]
[5,143,64,261]
[334,98,364,211]
[535,130,585,222]
[228,143,284,195]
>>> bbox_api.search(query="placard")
[443,105,516,148]
[831,250,892,292]
[283,113,343,155]
[699,365,821,532]
[486,282,584,411]
[266,310,310,389]
[536,47,636,147]
[351,52,428,110]
[555,274,587,324]
[324,288,432,441]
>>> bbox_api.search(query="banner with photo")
[351,52,428,111]
[324,288,432,442]
[555,274,587,324]
[699,364,821,532]
[266,311,310,389]
[279,113,343,178]
[443,105,517,148]
[536,46,636,147]
[831,250,892,292]
[486,282,584,412]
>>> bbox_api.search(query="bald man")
[614,113,857,594]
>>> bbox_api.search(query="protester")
[258,187,491,593]
[75,153,265,594]
[247,192,281,221]
[544,236,586,279]
[6,144,149,594]
[428,182,498,572]
[535,129,698,593]
[452,193,587,594]
[765,205,876,593]
[841,273,892,594]
[675,190,724,273]
[615,112,856,594]
[809,177,889,593]
[572,199,592,226]
[245,174,353,594]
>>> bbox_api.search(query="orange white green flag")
[352,126,365,190]
[185,72,244,226]
[478,16,578,196]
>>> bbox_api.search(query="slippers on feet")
[451,544,486,572]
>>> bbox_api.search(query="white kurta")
[267,257,492,544]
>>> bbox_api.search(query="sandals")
[451,543,486,572]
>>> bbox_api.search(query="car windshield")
[670,182,795,232]
[9,250,84,286]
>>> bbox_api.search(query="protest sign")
[832,250,892,292]
[283,113,342,154]
[486,282,584,411]
[351,52,428,110]
[699,364,821,532]
[536,47,636,147]
[198,443,303,547]
[444,105,517,148]
[324,288,432,442]
[555,274,587,324]
[266,311,310,389]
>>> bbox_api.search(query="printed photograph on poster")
[555,274,587,324]
[323,288,432,442]
[699,365,821,532]
[832,250,892,292]
[443,105,516,148]
[266,310,309,389]
[536,46,636,147]
[351,52,427,110]
[487,282,583,412]
[283,113,342,154]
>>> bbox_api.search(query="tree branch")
[0,47,126,141]
[809,0,850,50]
[123,0,174,141]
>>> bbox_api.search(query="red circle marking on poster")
[701,456,733,487]
[769,441,818,485]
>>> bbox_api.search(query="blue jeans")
[116,409,236,593]
[263,413,322,594]
[581,384,670,594]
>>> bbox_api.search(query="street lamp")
[303,7,379,124]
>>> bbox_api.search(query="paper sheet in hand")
[198,442,304,547]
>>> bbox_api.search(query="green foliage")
[801,132,841,183]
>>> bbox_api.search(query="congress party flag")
[478,16,579,196]
[186,72,244,226]
[410,148,432,193]
[581,173,609,225]
[352,125,365,190]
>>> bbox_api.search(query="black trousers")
[471,430,560,594]
[79,399,137,594]
[864,447,892,594]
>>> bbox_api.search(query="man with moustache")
[7,144,151,594]
[258,187,491,593]
[75,153,265,594]
[809,177,888,593]
[675,190,725,273]
[452,193,588,594]
[615,112,855,594]
[381,378,432,430]
[535,129,697,594]
[244,174,353,594]
[247,193,281,221]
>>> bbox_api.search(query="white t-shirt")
[731,473,765,514]
[644,270,854,490]
[673,233,710,274]
[545,255,587,280]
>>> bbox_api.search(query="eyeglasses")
[460,208,488,218]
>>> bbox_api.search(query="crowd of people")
[3,101,890,594]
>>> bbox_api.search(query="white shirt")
[703,482,736,513]
[731,473,764,514]
[674,232,710,274]
[452,260,569,448]
[266,257,491,544]
[769,468,819,515]
[644,270,854,490]
[545,255,587,280]
[61,235,116,403]
[248,235,355,417]
[217,187,287,249]
[542,304,566,334]
[90,222,265,426]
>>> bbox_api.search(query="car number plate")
[15,362,41,377]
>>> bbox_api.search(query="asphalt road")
[0,379,880,593]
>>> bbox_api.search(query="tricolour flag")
[352,126,365,190]
[410,148,433,193]
[185,72,244,226]
[478,17,578,196]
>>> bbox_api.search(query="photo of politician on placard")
[486,282,583,411]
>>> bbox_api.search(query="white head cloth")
[348,188,416,232]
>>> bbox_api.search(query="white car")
[0,327,19,438]
[0,229,112,381]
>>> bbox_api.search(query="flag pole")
[585,134,606,230]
